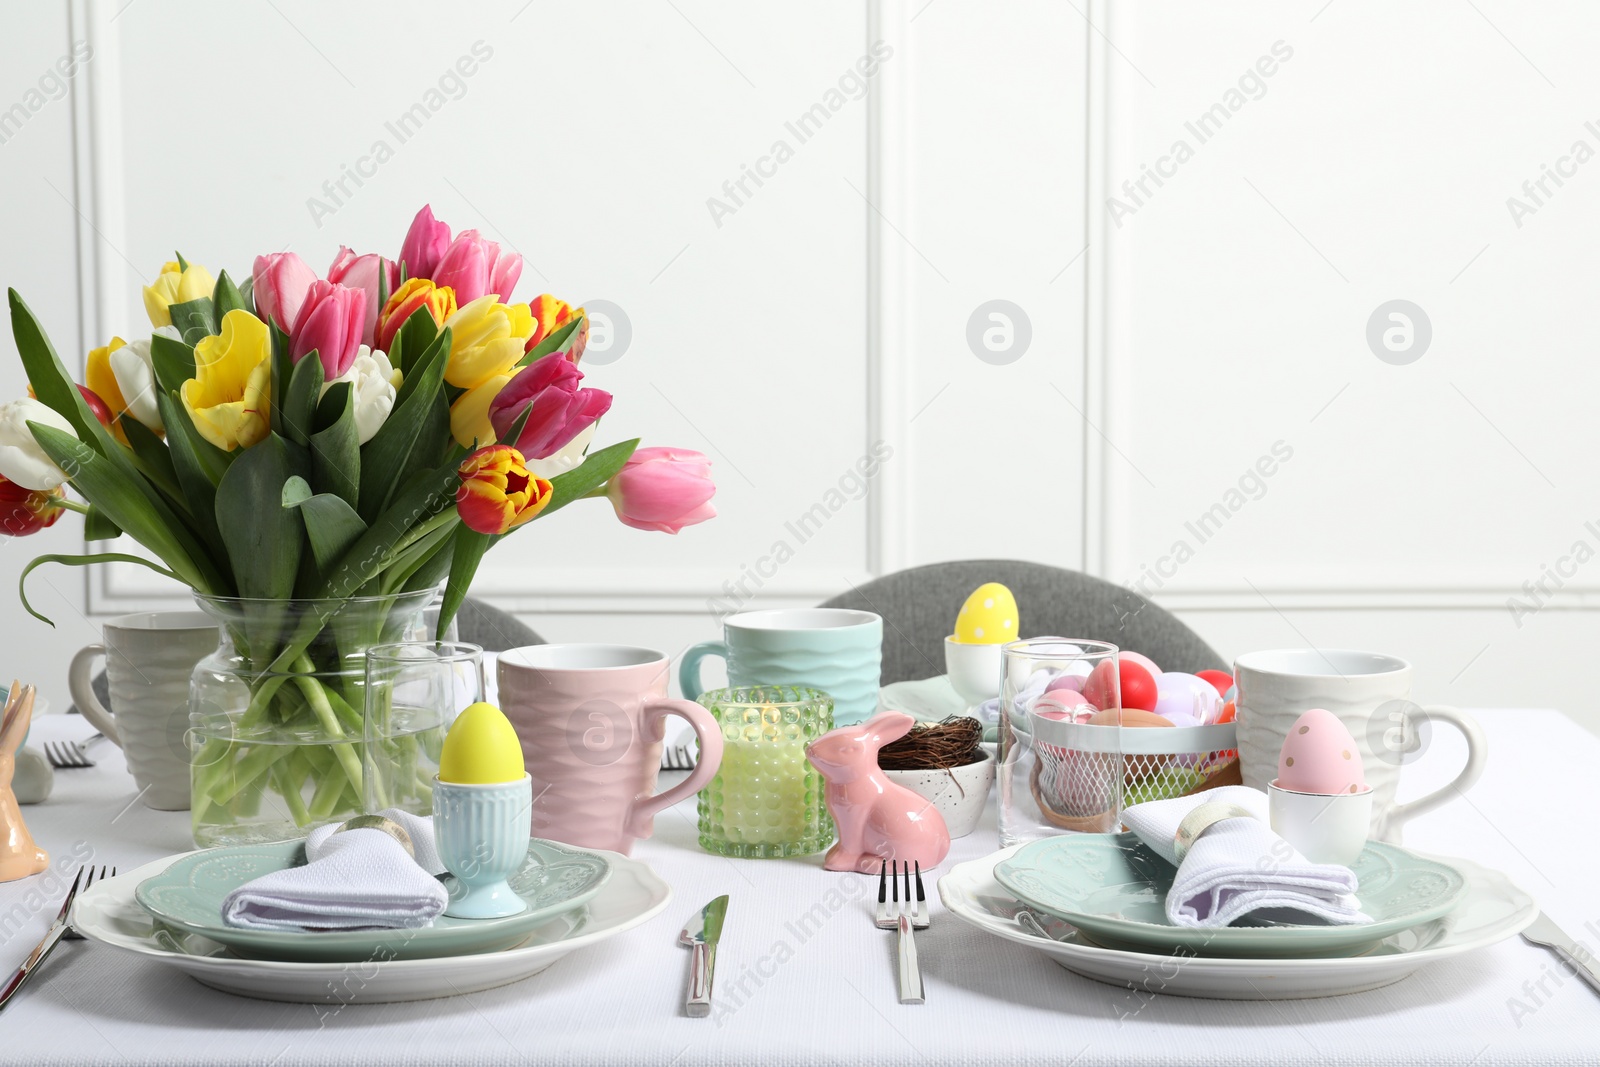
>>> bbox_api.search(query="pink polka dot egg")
[1276,708,1368,795]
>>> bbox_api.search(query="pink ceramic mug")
[497,644,724,854]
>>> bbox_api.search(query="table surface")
[0,709,1594,1067]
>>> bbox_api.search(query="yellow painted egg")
[952,582,1018,645]
[438,702,526,784]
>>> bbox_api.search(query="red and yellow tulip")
[455,444,552,535]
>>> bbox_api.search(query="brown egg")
[1087,707,1175,729]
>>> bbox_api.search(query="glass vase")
[187,590,436,847]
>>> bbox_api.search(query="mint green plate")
[134,839,610,963]
[994,833,1466,958]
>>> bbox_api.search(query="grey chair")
[818,559,1225,685]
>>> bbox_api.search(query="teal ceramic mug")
[680,609,883,725]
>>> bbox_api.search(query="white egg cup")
[432,773,533,919]
[1268,780,1373,866]
[944,636,1003,710]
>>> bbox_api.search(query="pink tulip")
[433,229,523,305]
[399,204,451,281]
[488,355,613,459]
[327,247,399,348]
[605,447,716,534]
[251,252,317,333]
[290,280,367,379]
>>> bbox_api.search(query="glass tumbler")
[695,685,834,857]
[363,641,485,816]
[998,638,1123,846]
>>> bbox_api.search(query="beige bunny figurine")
[0,684,49,882]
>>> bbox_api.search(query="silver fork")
[875,860,927,1004]
[0,864,115,1010]
[44,734,103,770]
[659,743,696,772]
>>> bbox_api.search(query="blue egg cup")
[432,774,534,920]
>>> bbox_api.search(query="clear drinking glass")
[998,638,1123,846]
[696,685,834,857]
[363,641,486,817]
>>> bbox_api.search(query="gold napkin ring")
[1172,802,1256,864]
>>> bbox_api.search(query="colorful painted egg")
[1196,669,1234,695]
[1034,689,1095,723]
[438,702,526,785]
[952,582,1019,645]
[1120,651,1161,677]
[1276,708,1367,795]
[1153,672,1223,727]
[1081,659,1158,713]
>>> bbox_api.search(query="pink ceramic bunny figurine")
[806,710,951,874]
[0,685,48,882]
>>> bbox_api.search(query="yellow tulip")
[449,372,512,449]
[143,260,216,328]
[85,337,131,445]
[181,310,271,451]
[442,295,534,390]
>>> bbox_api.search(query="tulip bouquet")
[4,204,716,843]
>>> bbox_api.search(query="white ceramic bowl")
[1269,780,1373,865]
[883,750,996,838]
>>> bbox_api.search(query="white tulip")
[0,398,77,490]
[322,346,402,445]
[528,422,596,480]
[109,325,178,431]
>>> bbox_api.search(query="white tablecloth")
[0,710,1594,1066]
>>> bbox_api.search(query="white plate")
[938,844,1536,1000]
[74,848,671,1004]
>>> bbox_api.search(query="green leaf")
[83,506,121,541]
[237,273,255,317]
[541,438,638,518]
[323,450,465,599]
[159,390,233,486]
[376,258,390,312]
[174,251,189,271]
[121,417,181,501]
[281,347,324,447]
[310,383,360,509]
[282,475,368,580]
[28,422,225,592]
[9,290,126,462]
[156,392,226,559]
[168,297,218,345]
[213,270,248,320]
[357,328,449,521]
[395,304,439,376]
[269,322,294,440]
[436,526,490,639]
[518,316,583,367]
[150,333,197,396]
[214,433,303,600]
[19,553,178,627]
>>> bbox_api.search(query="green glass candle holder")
[695,685,834,858]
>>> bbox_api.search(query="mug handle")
[624,697,725,841]
[67,644,121,746]
[677,641,727,703]
[1384,704,1487,834]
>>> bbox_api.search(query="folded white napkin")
[1120,786,1370,928]
[222,809,449,931]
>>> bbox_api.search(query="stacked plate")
[73,839,671,1003]
[939,834,1537,1000]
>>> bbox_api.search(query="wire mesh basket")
[1023,714,1240,833]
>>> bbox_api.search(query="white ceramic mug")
[67,611,219,810]
[1234,649,1486,844]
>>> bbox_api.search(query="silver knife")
[679,895,728,1018]
[1521,912,1600,996]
